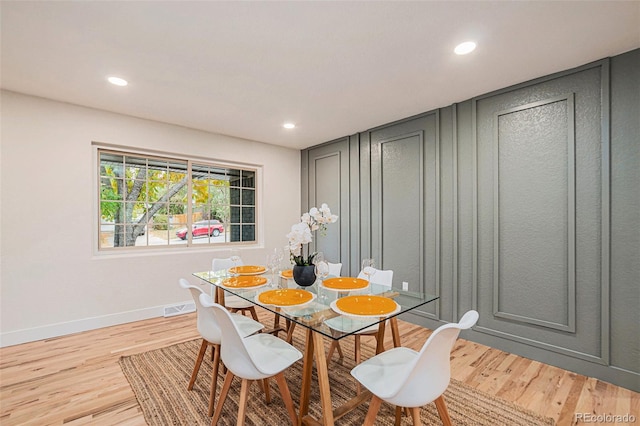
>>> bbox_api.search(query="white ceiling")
[1,1,638,150]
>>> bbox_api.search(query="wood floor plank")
[1,310,638,426]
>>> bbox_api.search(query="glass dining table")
[193,269,439,426]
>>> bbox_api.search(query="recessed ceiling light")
[454,41,477,55]
[107,76,128,86]
[283,123,296,129]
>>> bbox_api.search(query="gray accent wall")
[302,49,639,391]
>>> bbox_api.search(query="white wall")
[0,90,301,346]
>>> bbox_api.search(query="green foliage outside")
[100,155,233,247]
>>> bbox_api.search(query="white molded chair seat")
[350,310,479,426]
[179,278,263,417]
[199,293,302,426]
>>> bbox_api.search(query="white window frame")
[94,143,261,253]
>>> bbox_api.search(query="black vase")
[292,265,317,287]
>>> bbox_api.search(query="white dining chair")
[351,310,479,426]
[326,268,394,364]
[199,293,302,426]
[328,262,342,277]
[212,257,260,321]
[179,278,264,417]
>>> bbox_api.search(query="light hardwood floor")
[1,308,638,425]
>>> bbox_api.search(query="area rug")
[119,335,554,425]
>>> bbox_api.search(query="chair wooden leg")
[326,340,344,365]
[394,406,403,426]
[409,407,422,426]
[363,395,383,426]
[354,335,362,394]
[285,321,296,343]
[236,379,252,426]
[336,340,344,358]
[188,340,208,390]
[274,372,298,426]
[211,371,234,426]
[207,344,221,417]
[262,377,271,403]
[272,310,282,337]
[248,306,259,322]
[434,395,452,426]
[326,341,336,362]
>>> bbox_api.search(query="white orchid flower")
[287,204,339,266]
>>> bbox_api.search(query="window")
[98,149,257,250]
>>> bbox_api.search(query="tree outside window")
[98,150,256,249]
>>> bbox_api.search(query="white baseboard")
[0,304,174,348]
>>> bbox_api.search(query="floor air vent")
[163,302,196,317]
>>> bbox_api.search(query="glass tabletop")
[193,269,439,341]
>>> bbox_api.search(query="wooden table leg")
[273,307,282,337]
[312,330,335,426]
[390,317,401,348]
[375,319,386,354]
[216,287,225,306]
[298,328,315,423]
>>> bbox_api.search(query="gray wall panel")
[493,96,575,331]
[349,134,361,278]
[359,132,372,277]
[439,106,455,322]
[456,100,475,319]
[306,137,350,266]
[369,113,439,318]
[474,63,606,362]
[379,132,423,291]
[610,49,640,374]
[301,49,639,391]
[312,152,341,262]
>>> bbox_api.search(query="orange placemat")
[221,276,268,288]
[322,277,369,291]
[257,289,314,307]
[333,295,399,317]
[280,269,293,279]
[229,265,267,275]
